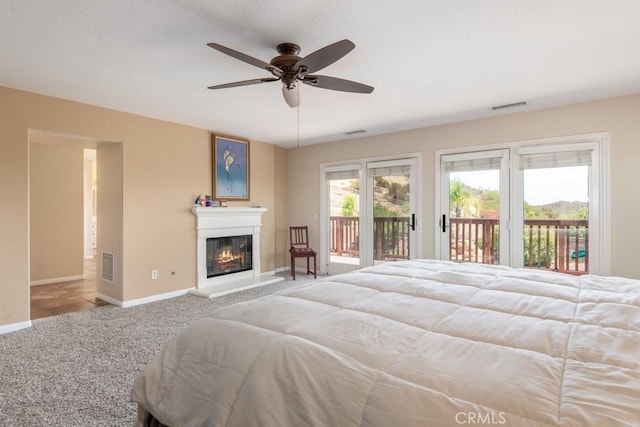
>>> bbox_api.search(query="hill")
[529,200,588,219]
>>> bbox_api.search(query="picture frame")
[212,135,250,200]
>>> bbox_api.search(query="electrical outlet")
[151,270,158,280]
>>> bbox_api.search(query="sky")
[452,166,588,206]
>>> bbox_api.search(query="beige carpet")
[0,275,312,426]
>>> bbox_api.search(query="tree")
[450,178,471,217]
[570,207,588,219]
[524,202,545,219]
[479,190,499,215]
[374,202,397,217]
[342,194,357,216]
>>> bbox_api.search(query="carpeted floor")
[0,275,308,426]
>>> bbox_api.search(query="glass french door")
[438,150,510,265]
[322,157,420,274]
[515,145,593,274]
[324,166,362,275]
[366,159,418,266]
[437,137,608,275]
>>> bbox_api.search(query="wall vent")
[101,251,115,284]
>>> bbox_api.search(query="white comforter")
[131,260,640,426]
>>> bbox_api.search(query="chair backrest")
[290,226,310,249]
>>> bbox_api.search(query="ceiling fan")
[206,39,374,108]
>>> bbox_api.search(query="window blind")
[519,150,592,170]
[443,156,503,173]
[325,169,359,181]
[440,149,506,173]
[367,164,411,177]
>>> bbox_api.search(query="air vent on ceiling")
[491,101,527,111]
[101,251,114,284]
[345,129,366,135]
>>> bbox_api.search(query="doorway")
[436,134,610,275]
[365,158,418,266]
[28,131,120,319]
[438,149,509,265]
[321,155,421,275]
[325,166,362,274]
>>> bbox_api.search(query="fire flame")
[218,249,242,263]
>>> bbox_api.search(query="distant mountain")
[530,200,588,218]
[454,179,588,219]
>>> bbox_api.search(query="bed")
[131,259,640,426]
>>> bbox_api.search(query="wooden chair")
[289,226,317,280]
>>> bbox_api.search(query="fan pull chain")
[297,86,300,148]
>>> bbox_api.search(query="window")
[436,133,610,275]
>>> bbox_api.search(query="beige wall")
[273,147,289,269]
[96,142,123,301]
[0,85,286,328]
[29,143,84,283]
[288,94,640,279]
[3,82,639,330]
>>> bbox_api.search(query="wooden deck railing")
[523,219,588,274]
[330,216,409,261]
[450,217,589,274]
[330,216,589,274]
[449,218,499,265]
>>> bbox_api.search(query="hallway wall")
[30,142,84,284]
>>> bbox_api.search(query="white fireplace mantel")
[192,206,267,229]
[190,206,283,298]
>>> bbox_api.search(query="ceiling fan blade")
[282,84,300,108]
[294,39,355,73]
[302,75,374,93]
[207,43,281,74]
[208,77,279,90]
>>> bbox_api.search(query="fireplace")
[207,235,252,278]
[190,206,283,298]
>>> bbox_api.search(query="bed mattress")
[131,259,640,426]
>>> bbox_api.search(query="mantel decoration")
[213,135,250,200]
[195,195,218,207]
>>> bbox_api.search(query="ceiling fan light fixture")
[282,83,300,108]
[206,39,374,107]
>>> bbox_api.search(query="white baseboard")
[0,320,32,335]
[268,266,322,276]
[30,275,85,286]
[276,266,310,274]
[96,288,193,308]
[95,292,122,307]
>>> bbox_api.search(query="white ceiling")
[2,1,640,148]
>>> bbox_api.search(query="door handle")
[409,213,416,231]
[441,214,448,233]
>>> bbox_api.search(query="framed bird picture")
[212,135,250,200]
